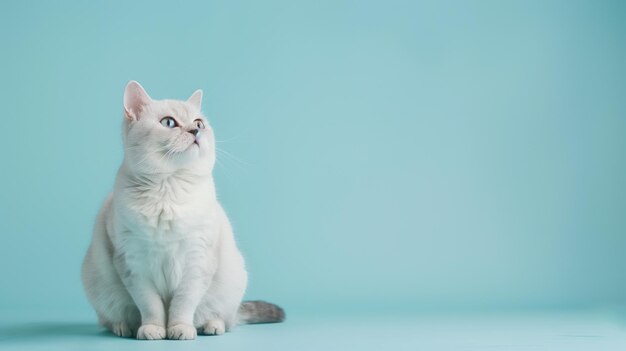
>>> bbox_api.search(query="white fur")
[82,81,247,340]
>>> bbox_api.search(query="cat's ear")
[187,89,203,110]
[123,81,152,121]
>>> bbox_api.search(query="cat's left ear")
[124,81,152,121]
[187,89,203,110]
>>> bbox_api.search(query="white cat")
[81,81,284,340]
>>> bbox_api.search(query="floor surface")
[2,310,626,350]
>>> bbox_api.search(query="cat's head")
[121,81,215,175]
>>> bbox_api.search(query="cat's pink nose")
[188,129,199,136]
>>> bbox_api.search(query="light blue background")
[1,0,625,333]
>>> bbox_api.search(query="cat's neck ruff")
[115,163,217,221]
[120,162,214,193]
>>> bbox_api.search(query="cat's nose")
[188,129,199,136]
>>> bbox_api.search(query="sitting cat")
[81,81,284,340]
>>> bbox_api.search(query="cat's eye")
[194,119,205,129]
[160,117,178,128]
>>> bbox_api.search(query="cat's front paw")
[167,324,197,340]
[136,324,166,340]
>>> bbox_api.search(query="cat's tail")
[237,300,285,324]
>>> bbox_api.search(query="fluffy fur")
[81,81,284,340]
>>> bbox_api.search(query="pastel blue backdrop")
[1,1,625,349]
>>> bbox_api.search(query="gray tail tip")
[239,300,286,324]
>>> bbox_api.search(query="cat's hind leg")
[195,237,247,335]
[98,314,137,338]
[201,319,226,335]
[82,199,141,338]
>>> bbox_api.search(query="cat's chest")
[121,233,215,297]
[117,195,220,248]
[131,197,199,231]
[113,193,220,288]
[119,185,217,237]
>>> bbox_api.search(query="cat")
[81,81,284,340]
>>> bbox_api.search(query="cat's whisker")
[217,148,249,164]
[146,147,176,173]
[213,147,244,177]
[216,154,246,173]
[134,146,173,172]
[214,157,234,178]
[216,148,249,171]
[215,131,249,144]
[133,153,154,169]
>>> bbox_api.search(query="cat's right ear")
[123,81,152,121]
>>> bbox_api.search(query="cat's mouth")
[184,140,200,152]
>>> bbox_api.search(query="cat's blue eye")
[194,119,205,129]
[160,117,178,128]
